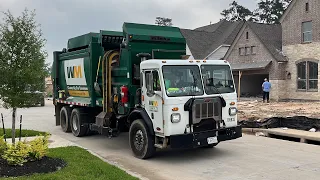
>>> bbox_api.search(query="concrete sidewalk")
[4,134,77,148]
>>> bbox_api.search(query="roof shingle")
[247,22,287,62]
[182,20,287,62]
[180,20,244,59]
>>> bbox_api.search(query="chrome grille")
[192,98,221,124]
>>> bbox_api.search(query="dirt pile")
[237,100,320,121]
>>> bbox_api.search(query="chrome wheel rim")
[134,130,144,151]
[72,115,78,131]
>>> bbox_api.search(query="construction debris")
[237,100,320,121]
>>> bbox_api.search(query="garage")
[230,61,271,99]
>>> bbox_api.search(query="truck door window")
[153,71,161,91]
[145,70,161,92]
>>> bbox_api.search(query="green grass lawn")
[0,129,47,138]
[1,146,138,180]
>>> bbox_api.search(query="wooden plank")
[237,71,242,101]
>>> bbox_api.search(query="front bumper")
[169,126,242,149]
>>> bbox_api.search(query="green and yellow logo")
[67,66,83,78]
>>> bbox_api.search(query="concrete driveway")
[1,101,320,180]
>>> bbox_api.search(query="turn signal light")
[172,107,179,111]
[230,102,235,105]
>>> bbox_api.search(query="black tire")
[60,106,71,133]
[129,119,156,159]
[40,98,45,106]
[70,108,88,137]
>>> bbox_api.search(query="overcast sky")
[0,0,257,64]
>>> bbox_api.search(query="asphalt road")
[1,101,320,180]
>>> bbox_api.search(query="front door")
[142,69,164,135]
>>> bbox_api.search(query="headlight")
[229,107,237,116]
[171,113,181,123]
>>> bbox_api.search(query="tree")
[253,0,292,24]
[0,9,48,144]
[221,1,255,22]
[155,17,173,26]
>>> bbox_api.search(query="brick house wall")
[226,25,282,79]
[225,24,285,100]
[281,0,320,100]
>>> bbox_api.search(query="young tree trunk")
[12,108,17,145]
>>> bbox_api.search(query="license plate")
[207,137,218,144]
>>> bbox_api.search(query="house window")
[297,61,318,90]
[302,21,312,42]
[239,47,245,56]
[251,46,256,54]
[245,47,250,55]
[246,32,249,40]
[306,2,309,12]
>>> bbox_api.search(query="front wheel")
[129,119,156,159]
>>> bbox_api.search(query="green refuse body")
[51,22,186,113]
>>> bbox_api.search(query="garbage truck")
[51,22,242,159]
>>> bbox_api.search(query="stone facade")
[282,43,320,100]
[280,0,320,101]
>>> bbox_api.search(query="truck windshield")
[201,65,235,94]
[162,65,204,97]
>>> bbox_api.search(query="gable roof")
[180,20,244,59]
[279,0,297,23]
[247,22,287,62]
[225,21,287,62]
[180,29,217,59]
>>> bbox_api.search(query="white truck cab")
[131,59,241,158]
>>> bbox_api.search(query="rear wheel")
[40,98,45,106]
[71,108,88,137]
[129,119,156,159]
[60,106,71,132]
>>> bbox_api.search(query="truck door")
[142,70,164,134]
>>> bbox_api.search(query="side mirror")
[120,41,127,48]
[147,73,155,96]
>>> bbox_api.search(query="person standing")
[262,78,271,103]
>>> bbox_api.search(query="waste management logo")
[64,58,89,97]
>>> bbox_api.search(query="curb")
[75,144,148,180]
[4,135,147,180]
[242,128,263,134]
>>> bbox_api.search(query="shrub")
[28,134,49,161]
[1,133,50,166]
[2,141,30,166]
[0,135,7,155]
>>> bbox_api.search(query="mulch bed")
[0,157,67,177]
